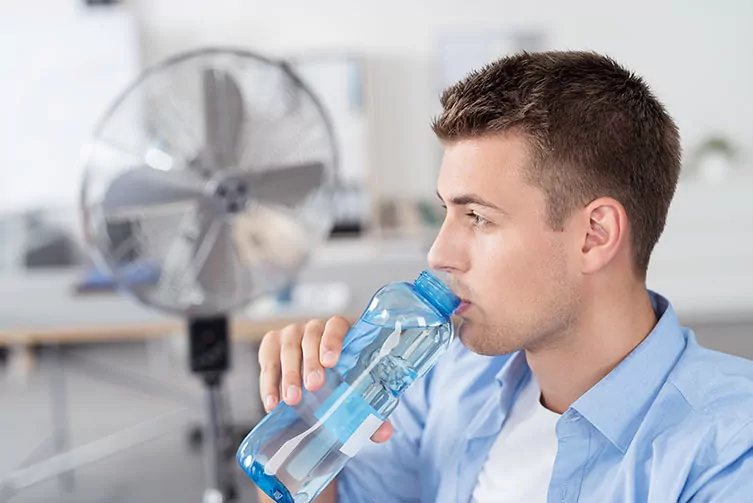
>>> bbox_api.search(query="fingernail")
[264,395,277,411]
[306,370,323,388]
[286,385,300,403]
[372,425,388,443]
[322,351,337,366]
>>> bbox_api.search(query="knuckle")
[260,364,279,377]
[302,328,323,347]
[281,324,303,342]
[263,329,281,342]
[305,319,324,331]
[280,342,302,362]
[259,369,279,388]
[326,316,351,334]
[328,315,349,326]
[282,370,300,385]
[303,353,321,369]
[259,379,275,394]
[258,330,280,353]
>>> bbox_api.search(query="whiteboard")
[0,8,140,214]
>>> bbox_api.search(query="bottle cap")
[413,270,460,318]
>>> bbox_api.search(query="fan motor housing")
[209,171,251,215]
[189,316,230,375]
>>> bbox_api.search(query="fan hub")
[208,172,250,214]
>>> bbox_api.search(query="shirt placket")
[454,386,508,503]
[549,409,592,503]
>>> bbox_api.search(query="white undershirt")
[471,374,561,503]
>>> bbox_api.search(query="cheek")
[472,229,568,307]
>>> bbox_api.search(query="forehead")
[437,134,533,200]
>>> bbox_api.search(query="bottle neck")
[412,270,460,319]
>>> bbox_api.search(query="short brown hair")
[432,51,681,276]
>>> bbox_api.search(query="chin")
[457,322,518,357]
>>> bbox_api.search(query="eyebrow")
[436,190,504,212]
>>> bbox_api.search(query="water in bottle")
[236,270,460,503]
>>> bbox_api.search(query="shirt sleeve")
[684,422,753,503]
[336,368,432,503]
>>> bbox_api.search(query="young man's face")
[428,133,581,355]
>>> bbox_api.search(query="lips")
[456,300,472,315]
[444,277,471,315]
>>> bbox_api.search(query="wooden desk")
[0,268,363,375]
[0,246,430,371]
[0,317,337,346]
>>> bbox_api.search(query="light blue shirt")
[338,292,753,502]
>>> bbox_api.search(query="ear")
[580,197,628,274]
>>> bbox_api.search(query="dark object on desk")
[22,210,83,268]
[330,220,363,236]
[24,235,79,268]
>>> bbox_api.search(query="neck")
[526,280,657,414]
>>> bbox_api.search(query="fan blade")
[194,218,244,300]
[241,162,326,208]
[154,201,244,308]
[151,203,210,306]
[203,69,245,171]
[101,167,204,219]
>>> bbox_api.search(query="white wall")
[127,0,753,199]
[0,2,139,214]
[2,0,752,320]
[3,0,752,201]
[123,0,753,321]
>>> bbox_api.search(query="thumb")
[370,420,393,443]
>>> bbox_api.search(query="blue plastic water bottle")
[237,270,460,502]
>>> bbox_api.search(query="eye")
[467,210,491,228]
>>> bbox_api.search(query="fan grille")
[80,48,338,317]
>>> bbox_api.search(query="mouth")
[456,300,472,315]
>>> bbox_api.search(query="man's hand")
[257,316,394,443]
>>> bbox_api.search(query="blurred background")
[1,0,752,502]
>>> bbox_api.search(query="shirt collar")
[491,291,688,453]
[571,291,688,452]
[494,350,529,388]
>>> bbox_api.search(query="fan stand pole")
[189,316,236,503]
[201,372,226,503]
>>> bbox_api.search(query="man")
[255,51,753,502]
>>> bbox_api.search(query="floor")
[0,340,265,503]
[1,319,751,503]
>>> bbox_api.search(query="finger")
[370,420,393,443]
[280,324,305,406]
[258,330,282,412]
[302,319,326,391]
[320,316,350,368]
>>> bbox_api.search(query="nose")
[427,219,468,273]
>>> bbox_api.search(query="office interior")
[1,1,752,502]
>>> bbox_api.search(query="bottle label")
[340,413,383,457]
[314,382,384,456]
